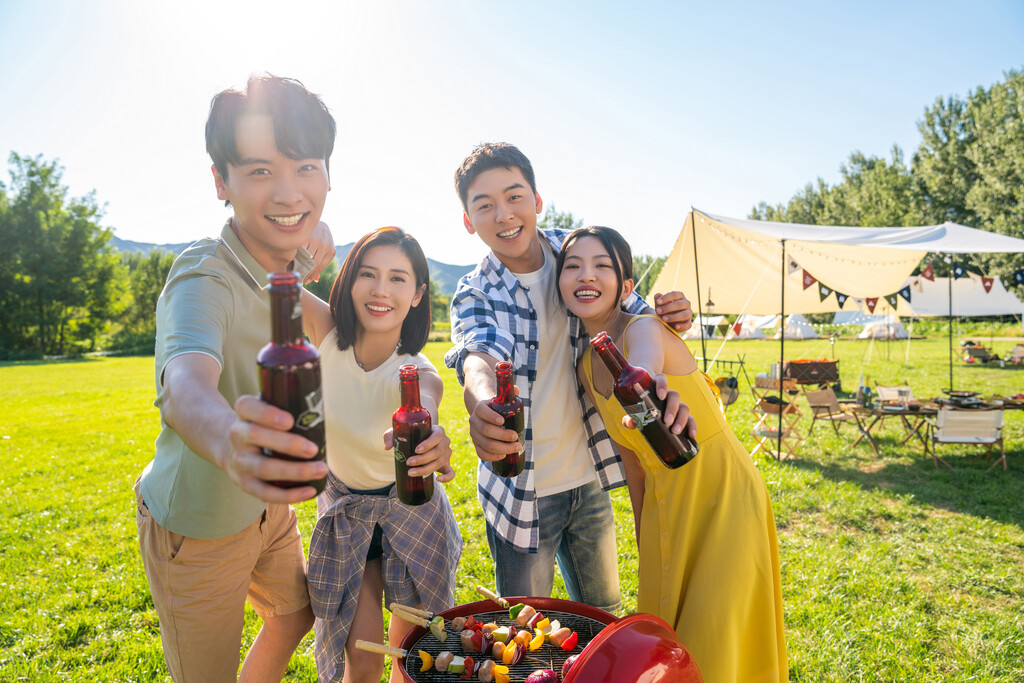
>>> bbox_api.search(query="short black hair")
[454,142,537,210]
[328,227,432,355]
[555,225,634,305]
[206,74,336,182]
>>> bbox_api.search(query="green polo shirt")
[139,220,314,539]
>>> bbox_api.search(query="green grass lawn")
[1,335,1023,681]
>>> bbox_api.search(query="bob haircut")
[328,227,432,355]
[205,74,336,183]
[555,225,635,305]
[454,142,537,210]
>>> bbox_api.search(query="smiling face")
[558,235,634,324]
[213,113,330,272]
[462,166,545,273]
[349,244,425,339]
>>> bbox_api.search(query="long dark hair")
[327,227,431,355]
[555,225,634,304]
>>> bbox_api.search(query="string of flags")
[788,256,1021,313]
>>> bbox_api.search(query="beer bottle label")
[295,387,324,432]
[623,399,660,428]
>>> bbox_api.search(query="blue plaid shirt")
[444,228,649,552]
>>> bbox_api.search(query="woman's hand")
[383,425,455,483]
[620,375,697,439]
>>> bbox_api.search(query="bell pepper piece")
[494,672,511,683]
[460,656,475,680]
[447,656,466,674]
[530,628,545,650]
[501,642,518,665]
[560,631,579,651]
[534,616,550,632]
[508,603,526,620]
[418,650,433,672]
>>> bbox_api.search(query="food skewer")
[390,602,432,619]
[476,584,509,609]
[388,603,448,642]
[355,639,510,682]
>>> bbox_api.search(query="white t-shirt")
[513,249,596,496]
[319,329,434,491]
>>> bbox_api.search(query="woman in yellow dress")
[555,226,788,683]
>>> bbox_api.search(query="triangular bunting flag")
[717,321,730,336]
[802,269,817,290]
[835,292,849,309]
[952,263,967,279]
[866,297,878,313]
[818,283,832,302]
[920,263,935,281]
[899,286,912,303]
[982,277,994,293]
[732,322,743,336]
[885,293,899,308]
[787,257,801,275]
[1014,269,1024,286]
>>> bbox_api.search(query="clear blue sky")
[1,0,1021,265]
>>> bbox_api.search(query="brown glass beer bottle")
[392,364,434,505]
[256,271,327,496]
[590,331,698,469]
[488,361,525,477]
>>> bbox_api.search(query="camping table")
[843,404,938,454]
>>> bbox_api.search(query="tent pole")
[948,267,954,392]
[690,209,708,372]
[778,240,786,459]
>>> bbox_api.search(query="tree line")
[2,68,1020,358]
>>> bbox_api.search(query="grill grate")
[400,607,610,682]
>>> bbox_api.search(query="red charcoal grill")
[396,597,703,683]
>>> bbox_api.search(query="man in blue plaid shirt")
[445,143,693,612]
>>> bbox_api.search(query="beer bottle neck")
[400,376,422,409]
[269,288,304,345]
[593,337,629,378]
[494,370,516,405]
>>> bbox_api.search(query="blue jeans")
[485,479,621,613]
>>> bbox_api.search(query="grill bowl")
[396,597,615,682]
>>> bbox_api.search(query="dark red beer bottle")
[590,331,698,469]
[392,364,434,506]
[256,271,327,495]
[488,361,525,477]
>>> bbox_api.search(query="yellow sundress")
[582,315,788,683]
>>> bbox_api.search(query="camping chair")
[1005,344,1024,365]
[805,388,861,437]
[963,345,997,364]
[925,408,1005,470]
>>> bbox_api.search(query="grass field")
[1,334,1023,681]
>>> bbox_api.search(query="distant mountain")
[108,237,475,295]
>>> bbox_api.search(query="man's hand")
[468,400,523,463]
[383,425,455,483]
[652,291,693,333]
[227,395,330,503]
[621,374,697,440]
[304,221,337,284]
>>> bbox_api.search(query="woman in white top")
[302,227,462,683]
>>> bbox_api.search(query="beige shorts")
[134,482,310,681]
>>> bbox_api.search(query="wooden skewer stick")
[390,608,430,628]
[354,640,408,658]
[389,602,432,619]
[476,584,509,609]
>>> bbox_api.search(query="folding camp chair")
[1005,344,1024,365]
[805,388,861,437]
[925,408,1005,470]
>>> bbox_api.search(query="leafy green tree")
[429,278,450,323]
[111,249,176,352]
[632,254,665,300]
[1,153,126,357]
[538,204,583,232]
[303,258,338,301]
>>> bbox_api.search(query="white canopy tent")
[649,210,1024,452]
[774,314,819,339]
